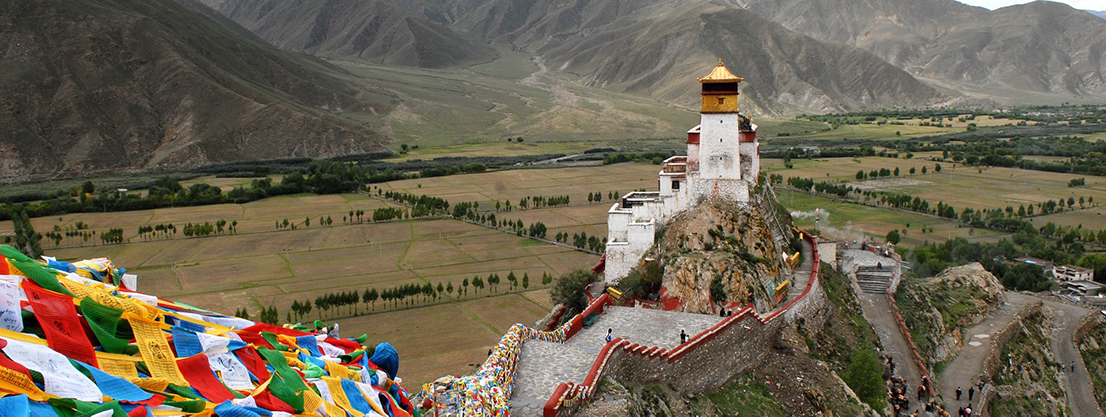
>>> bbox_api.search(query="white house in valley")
[603,61,760,284]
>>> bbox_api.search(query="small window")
[717,97,725,105]
[672,180,680,190]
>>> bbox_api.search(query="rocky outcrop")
[650,198,793,314]
[895,263,1005,362]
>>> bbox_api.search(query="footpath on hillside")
[509,239,815,416]
[1045,298,1103,417]
[935,293,1103,417]
[860,293,925,414]
[936,292,1034,411]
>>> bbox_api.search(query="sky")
[958,0,1103,10]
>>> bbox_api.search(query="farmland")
[5,153,1106,386]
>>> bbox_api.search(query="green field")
[764,156,1106,217]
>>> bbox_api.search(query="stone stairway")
[856,266,894,294]
[510,307,720,416]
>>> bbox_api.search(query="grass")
[1079,321,1106,411]
[765,155,1106,219]
[703,373,791,417]
[989,311,1066,416]
[776,190,1010,248]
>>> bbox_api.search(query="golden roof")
[698,59,744,83]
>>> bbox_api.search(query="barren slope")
[0,0,394,181]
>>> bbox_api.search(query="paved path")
[509,307,719,416]
[1042,298,1103,417]
[508,238,815,416]
[937,292,1034,410]
[785,238,814,304]
[859,293,925,413]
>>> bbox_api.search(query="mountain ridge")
[0,0,394,182]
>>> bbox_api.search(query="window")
[672,180,680,190]
[717,97,725,105]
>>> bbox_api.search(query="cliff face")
[650,193,794,314]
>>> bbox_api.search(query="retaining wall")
[542,231,822,416]
[975,301,1042,416]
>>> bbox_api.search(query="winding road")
[932,293,1102,416]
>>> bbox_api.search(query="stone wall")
[975,301,1042,415]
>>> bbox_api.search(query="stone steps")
[857,272,891,294]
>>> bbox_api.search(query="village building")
[604,61,760,284]
[1053,264,1094,282]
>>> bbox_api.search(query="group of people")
[890,376,911,415]
[953,381,985,416]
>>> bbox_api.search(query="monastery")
[604,61,760,284]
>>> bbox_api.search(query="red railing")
[543,232,820,416]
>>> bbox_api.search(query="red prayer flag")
[177,353,238,403]
[234,345,271,382]
[22,280,98,366]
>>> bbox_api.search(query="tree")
[934,163,942,173]
[909,167,916,175]
[845,347,887,410]
[709,276,726,303]
[446,282,454,296]
[1002,263,1048,291]
[921,166,927,174]
[893,167,900,177]
[542,272,552,285]
[463,278,470,296]
[551,270,596,315]
[886,229,901,245]
[522,273,529,289]
[364,288,378,310]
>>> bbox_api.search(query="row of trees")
[283,271,557,321]
[5,207,42,258]
[854,164,941,180]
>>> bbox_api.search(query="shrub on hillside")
[844,347,887,411]
[551,270,596,316]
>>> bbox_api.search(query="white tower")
[691,60,751,203]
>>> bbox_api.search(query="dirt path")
[1041,298,1103,417]
[859,293,924,413]
[937,292,1035,410]
[935,293,1102,416]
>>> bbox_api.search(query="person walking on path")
[956,387,962,401]
[680,329,688,344]
[968,386,974,401]
[605,328,612,343]
[1071,361,1076,373]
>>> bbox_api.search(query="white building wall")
[698,113,741,181]
[739,140,759,184]
[607,204,630,242]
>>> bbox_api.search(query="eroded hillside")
[0,0,393,181]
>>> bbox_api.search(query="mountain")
[195,0,497,68]
[738,0,1106,97]
[0,0,394,182]
[421,0,948,113]
[1090,10,1106,19]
